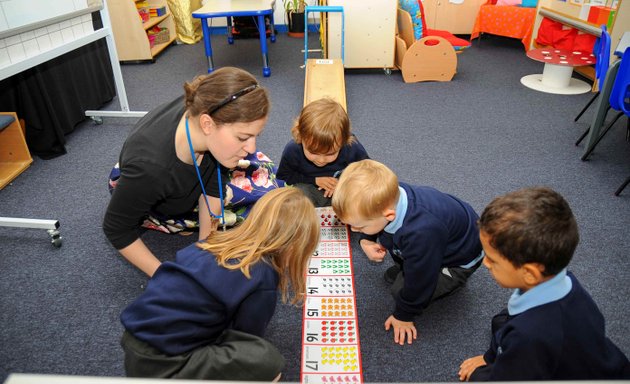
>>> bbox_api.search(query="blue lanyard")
[185,116,225,227]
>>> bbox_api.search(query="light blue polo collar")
[507,268,572,315]
[384,186,407,234]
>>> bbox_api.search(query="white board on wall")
[0,0,88,32]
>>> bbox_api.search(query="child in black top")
[277,97,369,207]
[459,187,630,381]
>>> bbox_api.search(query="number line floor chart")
[301,207,363,384]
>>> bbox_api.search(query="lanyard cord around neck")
[185,116,225,228]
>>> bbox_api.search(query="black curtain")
[0,12,116,159]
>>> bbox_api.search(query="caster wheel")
[48,229,62,248]
[91,116,103,125]
[384,68,392,75]
[52,237,63,248]
[228,37,234,45]
[263,67,271,77]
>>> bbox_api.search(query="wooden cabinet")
[422,0,485,35]
[325,0,397,69]
[106,0,177,62]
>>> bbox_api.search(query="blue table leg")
[269,13,276,43]
[257,14,271,77]
[227,17,234,44]
[200,18,215,73]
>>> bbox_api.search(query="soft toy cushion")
[536,17,563,46]
[573,33,597,53]
[425,29,472,50]
[521,0,538,7]
[399,0,423,41]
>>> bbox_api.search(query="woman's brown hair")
[184,67,270,125]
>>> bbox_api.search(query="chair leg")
[576,105,611,146]
[581,111,624,159]
[575,126,591,146]
[614,176,630,196]
[574,92,599,122]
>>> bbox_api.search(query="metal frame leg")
[304,6,344,66]
[0,218,62,247]
[614,176,630,196]
[576,106,612,146]
[582,112,624,160]
[574,92,599,122]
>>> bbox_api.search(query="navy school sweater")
[120,243,279,356]
[276,135,369,185]
[364,182,482,321]
[471,271,630,380]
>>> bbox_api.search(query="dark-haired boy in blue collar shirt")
[459,187,630,381]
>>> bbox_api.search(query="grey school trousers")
[294,183,332,207]
[121,329,285,380]
[391,255,483,304]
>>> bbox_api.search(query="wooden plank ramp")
[303,59,347,109]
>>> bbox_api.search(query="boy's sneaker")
[384,265,401,284]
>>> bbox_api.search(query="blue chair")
[575,26,611,145]
[579,55,630,160]
[610,47,630,195]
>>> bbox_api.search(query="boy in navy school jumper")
[459,187,630,381]
[277,97,369,207]
[332,160,483,345]
[120,188,320,381]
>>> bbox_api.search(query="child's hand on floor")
[315,177,338,198]
[458,355,486,381]
[384,315,417,345]
[359,239,387,262]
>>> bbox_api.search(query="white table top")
[193,0,274,16]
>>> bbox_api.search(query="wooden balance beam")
[303,58,347,110]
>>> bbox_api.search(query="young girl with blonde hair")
[120,187,319,381]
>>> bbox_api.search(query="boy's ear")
[383,208,396,222]
[521,263,546,286]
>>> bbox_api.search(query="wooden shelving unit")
[106,0,177,62]
[530,0,629,81]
